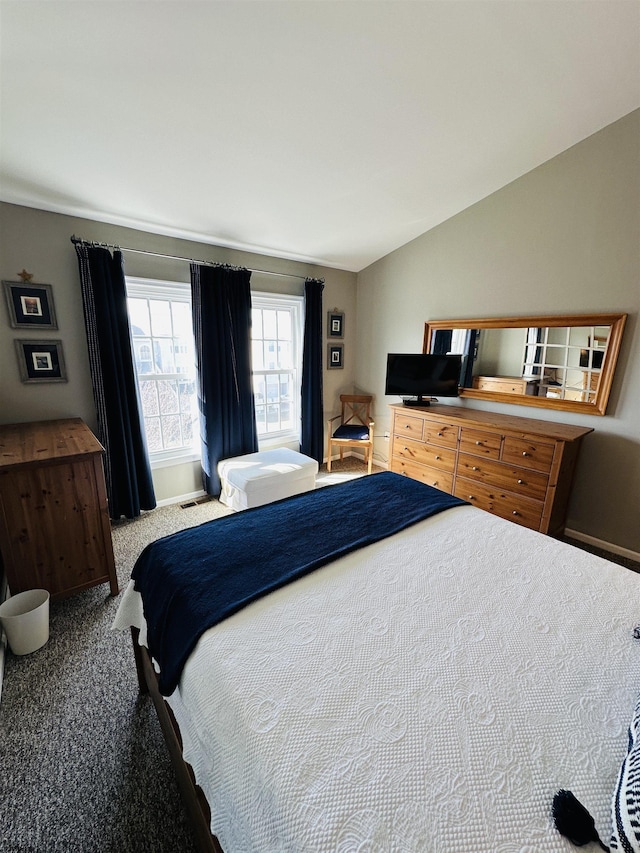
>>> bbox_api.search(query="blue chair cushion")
[333,424,370,441]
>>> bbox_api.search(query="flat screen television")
[385,353,462,406]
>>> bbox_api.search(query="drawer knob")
[437,432,443,437]
[468,495,475,500]
[512,510,519,516]
[435,455,440,460]
[517,479,524,484]
[472,466,479,471]
[522,451,529,457]
[475,441,482,446]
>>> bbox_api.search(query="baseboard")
[564,528,640,564]
[155,489,207,508]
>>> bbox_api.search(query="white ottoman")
[218,448,318,511]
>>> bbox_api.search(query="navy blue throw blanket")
[133,471,466,695]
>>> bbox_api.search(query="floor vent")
[180,495,215,509]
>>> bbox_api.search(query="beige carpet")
[110,458,385,586]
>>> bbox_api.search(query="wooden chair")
[327,394,375,474]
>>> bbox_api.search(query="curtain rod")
[70,235,324,284]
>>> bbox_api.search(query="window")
[126,281,303,465]
[251,292,304,443]
[126,278,199,467]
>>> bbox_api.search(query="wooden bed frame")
[131,627,223,853]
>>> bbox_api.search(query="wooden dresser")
[388,404,593,535]
[0,418,118,600]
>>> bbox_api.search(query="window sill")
[149,450,200,471]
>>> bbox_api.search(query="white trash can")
[0,589,50,655]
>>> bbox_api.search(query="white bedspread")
[115,504,640,852]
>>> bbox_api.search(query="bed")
[113,471,640,853]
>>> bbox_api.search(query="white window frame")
[126,276,200,469]
[251,291,304,448]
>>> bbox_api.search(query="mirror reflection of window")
[523,328,543,379]
[520,324,611,402]
[450,329,468,353]
[424,314,626,415]
[568,326,591,346]
[462,324,613,401]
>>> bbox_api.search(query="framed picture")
[15,339,67,383]
[3,281,58,329]
[327,343,344,370]
[327,311,344,339]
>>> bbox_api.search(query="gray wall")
[1,110,638,553]
[355,110,640,555]
[0,204,358,501]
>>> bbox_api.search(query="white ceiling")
[1,1,639,272]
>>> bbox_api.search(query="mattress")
[115,503,640,852]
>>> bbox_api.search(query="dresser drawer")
[459,428,502,459]
[391,458,453,493]
[422,420,458,449]
[393,438,456,472]
[393,413,424,440]
[454,477,544,530]
[502,437,554,473]
[457,453,549,501]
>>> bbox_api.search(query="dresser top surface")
[0,418,104,469]
[389,403,594,442]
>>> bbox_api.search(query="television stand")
[402,397,435,407]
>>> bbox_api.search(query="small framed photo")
[327,343,344,370]
[327,311,344,339]
[15,339,67,383]
[3,281,58,329]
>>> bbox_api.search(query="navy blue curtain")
[431,329,453,355]
[301,278,324,463]
[432,328,476,387]
[462,329,478,387]
[190,263,258,495]
[75,244,156,520]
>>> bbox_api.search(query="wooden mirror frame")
[423,313,627,416]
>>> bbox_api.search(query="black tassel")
[552,790,609,851]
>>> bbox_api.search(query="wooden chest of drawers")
[389,404,593,535]
[0,418,119,600]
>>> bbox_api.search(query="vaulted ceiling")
[1,1,638,271]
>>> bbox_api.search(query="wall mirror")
[423,313,627,416]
